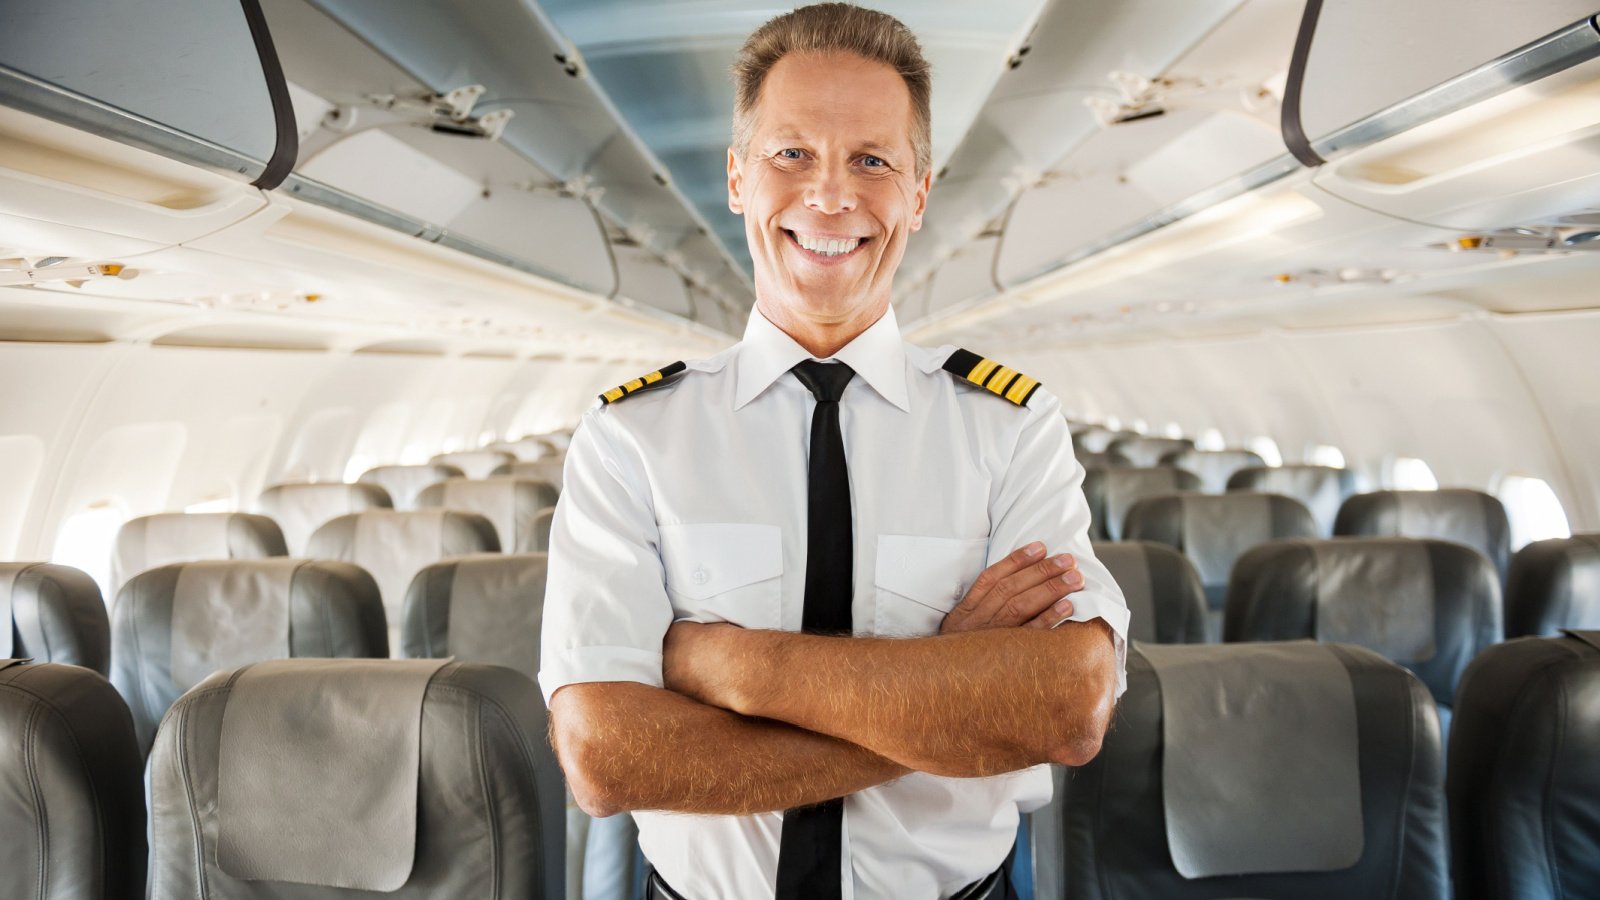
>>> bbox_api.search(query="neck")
[757,294,890,358]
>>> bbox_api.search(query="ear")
[727,147,745,215]
[908,168,932,232]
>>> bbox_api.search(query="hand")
[940,542,1083,634]
[662,620,741,708]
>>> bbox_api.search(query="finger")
[1025,594,1079,629]
[980,553,1077,625]
[993,564,1085,627]
[955,542,1047,613]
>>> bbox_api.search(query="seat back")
[402,554,547,681]
[1503,534,1600,638]
[148,659,564,899]
[1163,448,1265,493]
[1335,489,1512,581]
[1106,435,1194,467]
[0,660,146,899]
[1226,538,1502,721]
[1091,542,1207,643]
[492,459,566,490]
[1082,467,1201,541]
[1448,631,1600,900]
[255,481,392,555]
[415,477,559,553]
[1076,450,1130,469]
[307,510,500,647]
[358,463,465,510]
[1032,642,1447,900]
[1123,493,1317,611]
[1228,464,1357,535]
[110,559,388,753]
[431,449,518,480]
[487,437,556,461]
[0,562,109,672]
[1072,426,1136,455]
[111,512,287,594]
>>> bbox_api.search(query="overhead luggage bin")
[1091,541,1207,644]
[110,511,287,596]
[111,559,388,753]
[416,477,559,553]
[1335,488,1513,582]
[1503,533,1600,637]
[357,462,465,510]
[0,561,109,672]
[255,481,393,556]
[0,659,146,899]
[1229,464,1360,536]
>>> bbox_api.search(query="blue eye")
[861,155,887,168]
[778,148,805,160]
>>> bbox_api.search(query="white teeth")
[793,232,861,257]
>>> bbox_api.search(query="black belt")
[646,865,1011,900]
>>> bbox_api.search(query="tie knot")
[791,360,855,403]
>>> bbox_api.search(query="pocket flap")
[875,535,989,610]
[659,523,783,601]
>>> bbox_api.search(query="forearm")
[549,681,908,817]
[706,623,1115,777]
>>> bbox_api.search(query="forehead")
[752,51,915,152]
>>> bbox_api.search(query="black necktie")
[775,360,855,900]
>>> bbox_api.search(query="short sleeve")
[986,391,1130,698]
[537,409,675,705]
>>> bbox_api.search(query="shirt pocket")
[874,535,990,637]
[659,523,783,630]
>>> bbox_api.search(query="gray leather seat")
[111,512,287,594]
[1071,425,1136,455]
[307,510,500,650]
[1162,448,1265,494]
[1076,450,1130,469]
[431,449,518,480]
[492,459,566,491]
[1335,489,1512,582]
[1082,467,1201,541]
[358,463,465,510]
[401,553,546,679]
[147,659,564,898]
[0,562,109,672]
[255,481,392,555]
[1105,435,1194,468]
[1448,631,1600,899]
[1504,534,1600,638]
[1228,464,1358,535]
[0,660,146,898]
[1032,642,1446,899]
[1226,537,1502,735]
[1092,542,1207,643]
[111,559,388,753]
[415,477,560,553]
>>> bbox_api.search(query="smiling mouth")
[784,229,869,259]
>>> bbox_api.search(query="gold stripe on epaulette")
[598,361,688,406]
[941,348,1040,407]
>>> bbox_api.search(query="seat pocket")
[874,535,989,637]
[659,523,783,630]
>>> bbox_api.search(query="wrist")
[724,629,790,717]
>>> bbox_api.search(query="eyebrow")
[768,129,904,156]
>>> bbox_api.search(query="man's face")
[728,51,931,325]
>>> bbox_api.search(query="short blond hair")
[732,3,932,176]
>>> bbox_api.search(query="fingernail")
[1053,554,1072,570]
[1024,542,1045,558]
[1053,597,1074,615]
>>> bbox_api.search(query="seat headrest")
[1042,641,1446,898]
[431,449,518,480]
[415,477,560,553]
[1227,538,1502,707]
[1161,448,1266,493]
[1077,450,1131,469]
[148,660,564,898]
[1335,489,1511,580]
[402,553,547,679]
[1073,427,1136,454]
[1091,542,1206,644]
[1124,492,1316,607]
[491,460,566,490]
[255,482,392,555]
[111,512,287,593]
[358,463,466,509]
[0,562,108,672]
[1105,436,1194,467]
[1448,632,1600,898]
[0,661,146,894]
[111,559,387,754]
[1505,533,1600,638]
[1083,466,1201,541]
[1227,465,1357,536]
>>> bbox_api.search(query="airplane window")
[1496,474,1572,549]
[1391,457,1439,491]
[1162,422,1185,439]
[1248,436,1284,467]
[51,504,126,600]
[1104,416,1123,431]
[1196,429,1226,451]
[1307,444,1347,468]
[1131,419,1150,435]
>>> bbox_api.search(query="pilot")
[540,4,1129,899]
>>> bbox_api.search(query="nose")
[804,158,857,216]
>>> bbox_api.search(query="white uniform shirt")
[540,304,1129,900]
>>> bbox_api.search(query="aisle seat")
[255,481,392,555]
[1503,533,1600,638]
[358,463,465,510]
[1092,541,1207,643]
[1162,448,1265,494]
[147,659,564,898]
[416,476,559,553]
[110,559,388,753]
[1106,435,1193,468]
[1030,642,1448,899]
[493,458,567,490]
[0,562,109,672]
[1335,489,1512,582]
[1082,467,1201,541]
[432,449,517,480]
[0,660,146,899]
[1228,464,1358,536]
[1226,537,1502,735]
[111,512,286,594]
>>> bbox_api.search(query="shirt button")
[691,566,710,586]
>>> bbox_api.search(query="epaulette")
[598,361,688,405]
[942,348,1041,407]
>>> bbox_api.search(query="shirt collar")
[734,304,909,412]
